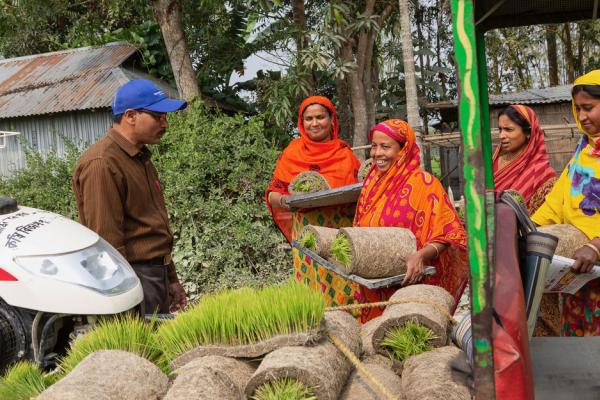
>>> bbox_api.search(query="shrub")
[0,103,291,295]
[153,101,290,295]
[0,140,80,220]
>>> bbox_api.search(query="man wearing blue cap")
[72,79,188,314]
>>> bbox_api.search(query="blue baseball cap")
[112,80,187,116]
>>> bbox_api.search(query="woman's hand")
[571,243,600,273]
[403,250,427,285]
[268,192,291,210]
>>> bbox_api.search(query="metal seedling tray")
[286,183,363,209]
[292,240,436,289]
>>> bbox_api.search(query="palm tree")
[398,0,423,161]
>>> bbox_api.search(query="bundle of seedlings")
[0,361,55,400]
[252,378,317,400]
[161,280,325,369]
[55,315,166,376]
[165,355,255,400]
[358,158,373,182]
[537,224,588,257]
[363,285,454,360]
[289,171,331,195]
[38,350,168,400]
[330,227,417,278]
[299,225,338,258]
[245,311,361,400]
[401,346,471,400]
[339,361,403,400]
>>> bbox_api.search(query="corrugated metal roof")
[427,85,572,109]
[488,84,572,105]
[0,42,157,119]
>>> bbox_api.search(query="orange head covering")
[492,105,556,206]
[266,96,360,242]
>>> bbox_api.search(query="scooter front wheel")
[0,299,30,372]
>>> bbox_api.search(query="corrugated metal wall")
[0,110,111,177]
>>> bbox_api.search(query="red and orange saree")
[354,119,468,322]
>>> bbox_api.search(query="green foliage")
[0,361,51,400]
[153,101,290,296]
[381,322,437,362]
[331,234,352,269]
[57,316,166,376]
[0,140,80,220]
[299,231,317,251]
[1,104,289,295]
[253,378,317,400]
[156,280,324,363]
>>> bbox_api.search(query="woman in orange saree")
[354,119,468,322]
[266,96,360,242]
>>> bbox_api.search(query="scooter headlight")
[14,238,138,295]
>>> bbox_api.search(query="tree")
[150,0,199,100]
[398,0,422,156]
[546,25,559,86]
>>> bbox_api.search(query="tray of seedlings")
[286,182,363,210]
[295,225,436,289]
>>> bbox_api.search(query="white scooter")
[0,197,143,370]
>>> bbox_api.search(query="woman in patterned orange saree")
[266,96,360,242]
[354,119,468,322]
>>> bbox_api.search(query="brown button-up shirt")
[72,128,178,282]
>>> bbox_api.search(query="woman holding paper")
[533,69,600,336]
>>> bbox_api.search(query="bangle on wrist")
[583,242,600,260]
[427,242,440,259]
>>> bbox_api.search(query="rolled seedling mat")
[401,346,471,400]
[333,227,417,278]
[365,285,454,356]
[537,224,589,258]
[300,225,339,258]
[361,354,403,377]
[170,325,323,370]
[340,361,403,400]
[38,350,169,400]
[358,158,373,182]
[289,171,331,195]
[165,355,255,400]
[245,311,361,400]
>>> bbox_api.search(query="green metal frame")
[450,1,496,398]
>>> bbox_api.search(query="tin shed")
[0,42,178,177]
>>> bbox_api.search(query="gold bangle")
[583,243,600,260]
[427,242,440,259]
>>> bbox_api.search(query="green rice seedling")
[57,315,166,376]
[252,378,317,400]
[293,180,313,193]
[380,322,438,362]
[299,231,317,251]
[331,234,352,269]
[156,280,324,363]
[0,361,50,400]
